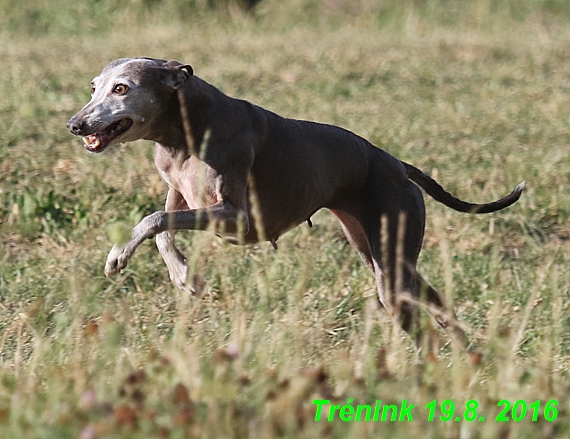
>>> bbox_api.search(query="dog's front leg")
[156,231,188,288]
[156,188,190,289]
[156,230,206,294]
[154,188,207,293]
[105,210,168,277]
[104,202,248,277]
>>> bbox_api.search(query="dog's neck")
[147,77,215,158]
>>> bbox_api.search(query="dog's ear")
[139,57,194,89]
[162,60,194,90]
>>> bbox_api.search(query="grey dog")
[67,57,524,348]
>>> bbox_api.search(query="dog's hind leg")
[361,181,470,350]
[412,272,470,349]
[330,205,418,316]
[330,208,374,272]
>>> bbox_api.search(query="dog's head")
[66,57,193,153]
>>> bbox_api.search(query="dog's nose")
[67,119,85,135]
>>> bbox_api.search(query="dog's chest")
[154,146,218,209]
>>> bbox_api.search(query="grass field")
[1,0,570,437]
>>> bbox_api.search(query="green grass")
[1,1,570,437]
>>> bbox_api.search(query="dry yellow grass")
[0,2,569,437]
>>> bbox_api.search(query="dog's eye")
[113,84,129,95]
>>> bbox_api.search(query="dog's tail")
[403,162,525,214]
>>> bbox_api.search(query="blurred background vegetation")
[3,0,570,36]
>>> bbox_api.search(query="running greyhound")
[67,57,524,348]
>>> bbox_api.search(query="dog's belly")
[243,183,330,243]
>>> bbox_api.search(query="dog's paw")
[167,261,207,296]
[104,244,132,276]
[159,239,189,288]
[167,258,189,288]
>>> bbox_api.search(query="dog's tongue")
[83,134,103,150]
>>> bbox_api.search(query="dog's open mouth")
[82,118,133,153]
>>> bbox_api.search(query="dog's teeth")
[92,138,101,148]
